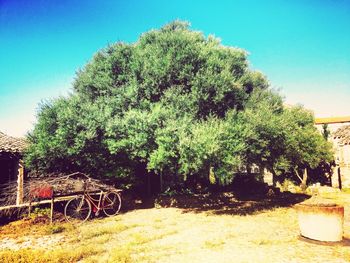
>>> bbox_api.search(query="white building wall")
[315,120,350,189]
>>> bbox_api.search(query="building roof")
[315,116,350,125]
[333,125,350,145]
[0,132,27,153]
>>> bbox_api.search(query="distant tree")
[238,90,333,187]
[322,123,330,140]
[281,107,333,188]
[25,21,332,193]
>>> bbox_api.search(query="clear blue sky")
[1,0,350,136]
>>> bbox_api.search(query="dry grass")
[0,192,349,263]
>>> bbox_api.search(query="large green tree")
[25,21,332,192]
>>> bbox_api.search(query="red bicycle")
[64,189,122,222]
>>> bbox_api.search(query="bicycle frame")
[83,190,104,214]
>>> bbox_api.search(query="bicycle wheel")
[64,196,92,222]
[103,191,121,216]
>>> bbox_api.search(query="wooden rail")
[0,195,78,211]
[0,191,103,223]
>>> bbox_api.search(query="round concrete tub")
[295,201,344,242]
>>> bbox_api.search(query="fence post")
[28,200,31,217]
[50,194,54,224]
[16,160,24,205]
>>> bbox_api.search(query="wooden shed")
[0,132,27,205]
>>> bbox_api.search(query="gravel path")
[0,234,65,250]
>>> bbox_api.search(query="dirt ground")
[0,191,349,263]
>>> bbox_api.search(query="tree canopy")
[25,21,333,191]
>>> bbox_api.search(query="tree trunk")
[147,172,151,196]
[300,168,308,190]
[294,168,303,183]
[338,167,342,190]
[136,162,149,196]
[271,168,277,187]
[246,165,252,175]
[159,170,163,193]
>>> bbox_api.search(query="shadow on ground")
[154,192,310,216]
[0,191,310,225]
[298,236,350,247]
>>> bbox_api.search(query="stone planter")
[295,197,344,242]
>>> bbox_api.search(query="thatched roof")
[0,132,27,153]
[315,116,350,125]
[333,125,350,145]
